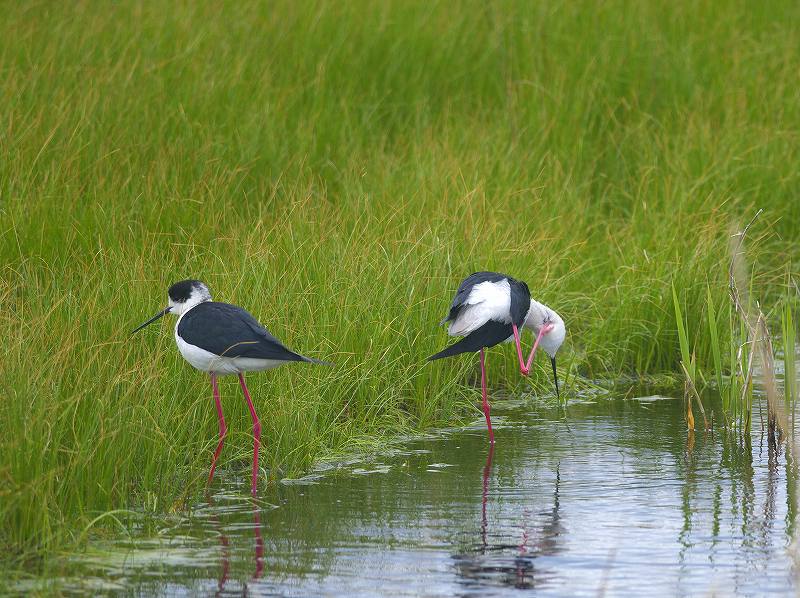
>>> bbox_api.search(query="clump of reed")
[673,210,798,441]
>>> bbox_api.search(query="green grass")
[2,0,800,571]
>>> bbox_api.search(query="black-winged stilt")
[428,271,566,442]
[132,279,329,495]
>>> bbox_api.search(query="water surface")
[42,392,799,596]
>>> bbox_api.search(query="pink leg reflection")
[479,349,494,444]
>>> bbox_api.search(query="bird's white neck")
[523,300,566,358]
[169,288,212,317]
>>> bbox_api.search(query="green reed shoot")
[672,284,695,386]
[706,286,725,399]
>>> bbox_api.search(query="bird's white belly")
[175,334,286,375]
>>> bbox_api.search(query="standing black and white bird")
[428,271,566,443]
[132,279,329,495]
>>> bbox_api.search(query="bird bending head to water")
[522,298,566,397]
[428,271,566,443]
[132,279,330,495]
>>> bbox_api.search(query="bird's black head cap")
[169,280,208,303]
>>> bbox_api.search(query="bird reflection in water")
[207,495,264,596]
[454,450,564,591]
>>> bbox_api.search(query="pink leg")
[480,349,495,444]
[238,373,262,496]
[208,374,227,484]
[512,324,529,375]
[524,325,550,372]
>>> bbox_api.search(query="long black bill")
[131,306,171,334]
[550,356,560,399]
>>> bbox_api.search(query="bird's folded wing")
[446,279,512,336]
[441,271,506,324]
[178,302,306,361]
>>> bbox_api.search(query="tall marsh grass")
[2,0,800,568]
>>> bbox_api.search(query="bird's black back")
[177,302,310,362]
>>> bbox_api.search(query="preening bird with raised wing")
[132,279,330,495]
[428,271,566,442]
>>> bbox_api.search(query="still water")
[50,392,797,596]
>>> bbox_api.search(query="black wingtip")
[427,345,461,361]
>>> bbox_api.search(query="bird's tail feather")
[300,355,334,366]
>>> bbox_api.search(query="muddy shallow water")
[33,391,799,596]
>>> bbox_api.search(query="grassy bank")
[2,0,799,569]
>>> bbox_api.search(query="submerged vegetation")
[1,0,799,572]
